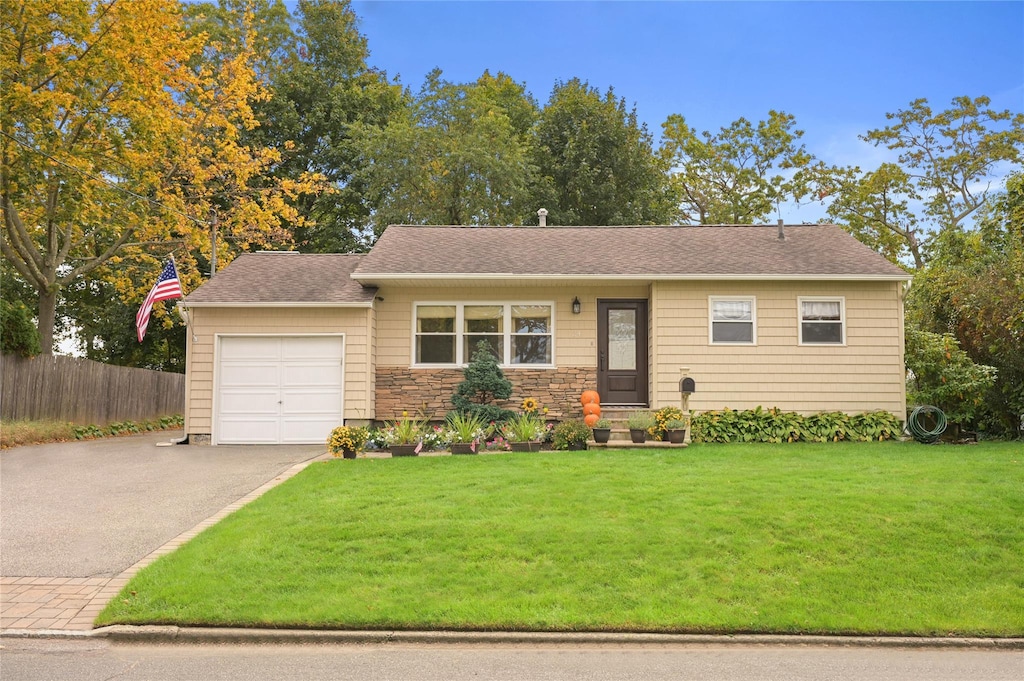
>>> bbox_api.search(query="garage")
[215,335,344,445]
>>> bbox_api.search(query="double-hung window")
[709,296,756,344]
[799,297,845,344]
[414,303,553,366]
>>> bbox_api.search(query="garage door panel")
[219,389,280,415]
[220,336,281,360]
[281,417,338,444]
[281,389,342,415]
[220,362,279,388]
[282,336,342,359]
[219,418,280,444]
[280,363,342,387]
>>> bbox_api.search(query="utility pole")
[209,208,218,278]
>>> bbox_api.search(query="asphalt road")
[1,639,1021,681]
[0,433,323,577]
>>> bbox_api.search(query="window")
[709,296,756,344]
[799,297,845,344]
[414,303,554,366]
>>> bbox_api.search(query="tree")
[0,299,40,358]
[1,1,322,354]
[907,172,1024,434]
[660,110,812,224]
[354,69,537,231]
[820,96,1024,268]
[452,340,514,424]
[252,0,404,253]
[528,79,675,226]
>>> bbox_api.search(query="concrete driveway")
[1,433,324,578]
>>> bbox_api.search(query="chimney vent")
[777,219,785,241]
[537,208,548,227]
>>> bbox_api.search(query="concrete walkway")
[1,433,326,632]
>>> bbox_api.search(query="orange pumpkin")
[583,402,602,417]
[584,413,600,427]
[580,390,600,406]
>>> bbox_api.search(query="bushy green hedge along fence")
[73,414,185,440]
[690,407,901,444]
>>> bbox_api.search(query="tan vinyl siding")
[651,280,906,416]
[184,307,374,435]
[375,284,649,368]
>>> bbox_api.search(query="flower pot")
[629,428,647,444]
[341,448,357,459]
[450,442,476,455]
[592,427,611,444]
[390,444,419,457]
[510,441,542,452]
[666,429,686,444]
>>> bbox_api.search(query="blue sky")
[350,1,1024,219]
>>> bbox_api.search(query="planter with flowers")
[591,417,612,444]
[502,410,546,452]
[627,411,654,444]
[446,411,489,455]
[327,425,369,459]
[381,412,425,456]
[664,418,689,444]
[651,406,685,441]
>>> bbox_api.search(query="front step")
[588,439,688,449]
[592,407,688,447]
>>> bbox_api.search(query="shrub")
[690,408,901,444]
[552,419,592,450]
[0,299,41,357]
[451,340,514,423]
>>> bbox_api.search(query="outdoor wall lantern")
[572,297,581,314]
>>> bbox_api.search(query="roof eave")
[351,272,912,283]
[179,301,375,308]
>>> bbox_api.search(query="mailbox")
[679,377,696,394]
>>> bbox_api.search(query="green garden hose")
[908,405,947,444]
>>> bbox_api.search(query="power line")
[0,130,208,227]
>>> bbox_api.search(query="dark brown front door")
[597,300,648,405]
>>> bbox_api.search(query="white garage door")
[216,336,343,445]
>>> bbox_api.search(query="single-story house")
[179,223,912,445]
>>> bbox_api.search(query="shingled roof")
[351,224,911,283]
[184,253,375,305]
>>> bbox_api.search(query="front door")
[597,300,648,405]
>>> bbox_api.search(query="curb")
[3,626,1022,650]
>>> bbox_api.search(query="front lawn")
[98,441,1024,636]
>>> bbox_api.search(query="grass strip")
[99,441,1024,636]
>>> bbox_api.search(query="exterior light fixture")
[572,297,581,314]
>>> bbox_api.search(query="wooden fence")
[1,354,184,424]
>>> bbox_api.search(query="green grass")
[98,441,1024,636]
[0,419,77,448]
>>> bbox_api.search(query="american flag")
[136,259,183,342]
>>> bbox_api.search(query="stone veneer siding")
[375,367,598,421]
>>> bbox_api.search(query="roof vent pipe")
[777,218,785,241]
[537,208,548,227]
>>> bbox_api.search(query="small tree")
[452,340,513,423]
[905,325,996,435]
[0,300,41,358]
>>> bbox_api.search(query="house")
[179,223,911,445]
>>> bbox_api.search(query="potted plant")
[552,419,591,451]
[327,425,369,459]
[502,412,545,451]
[664,418,689,444]
[651,406,685,441]
[445,411,488,455]
[627,411,654,444]
[591,417,612,444]
[382,412,425,456]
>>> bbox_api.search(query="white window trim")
[798,296,846,346]
[412,301,556,368]
[708,295,757,346]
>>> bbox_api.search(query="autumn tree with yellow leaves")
[1,0,323,354]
